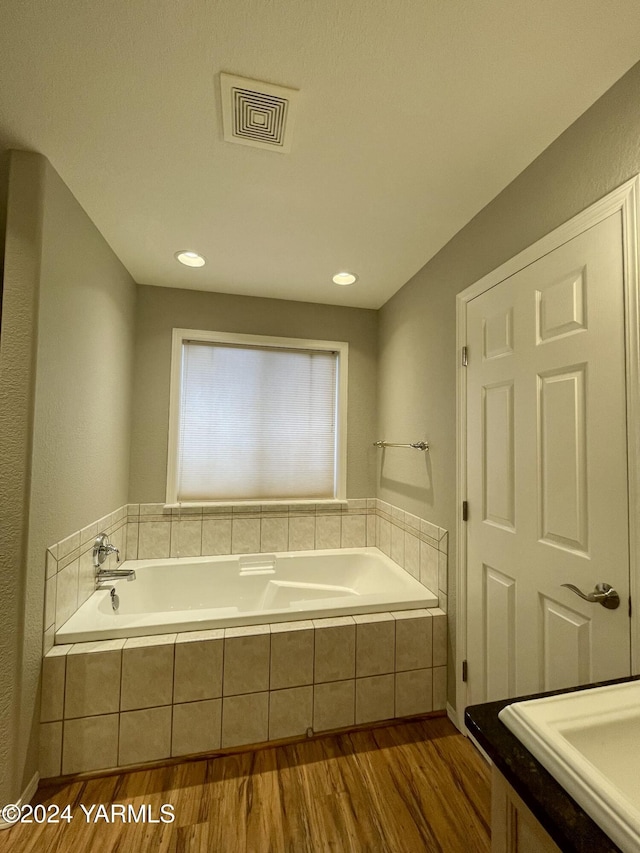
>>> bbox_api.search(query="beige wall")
[0,152,44,806]
[129,286,378,502]
[0,152,136,803]
[0,149,9,270]
[377,60,640,707]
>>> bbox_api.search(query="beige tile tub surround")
[65,640,124,718]
[39,721,63,779]
[40,646,69,722]
[313,679,356,731]
[174,629,224,703]
[394,610,433,672]
[125,520,140,561]
[223,625,271,696]
[78,546,97,609]
[395,668,434,718]
[356,674,396,725]
[121,634,176,711]
[404,532,420,579]
[172,699,222,756]
[231,516,261,554]
[315,514,342,549]
[433,665,447,711]
[288,514,316,550]
[170,517,203,557]
[221,692,270,747]
[137,519,171,559]
[420,540,439,597]
[260,515,289,553]
[43,498,448,658]
[54,559,79,631]
[119,706,172,766]
[341,513,367,548]
[43,504,128,655]
[127,501,381,562]
[354,613,395,677]
[40,499,450,776]
[62,713,119,776]
[269,686,314,741]
[270,621,314,689]
[201,517,232,555]
[375,500,448,611]
[40,607,446,777]
[313,616,356,683]
[431,608,448,667]
[391,524,405,568]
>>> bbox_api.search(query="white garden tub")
[56,547,437,643]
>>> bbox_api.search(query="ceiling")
[1,1,639,309]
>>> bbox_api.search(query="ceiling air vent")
[220,73,299,153]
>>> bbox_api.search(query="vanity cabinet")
[491,766,560,853]
[464,684,625,853]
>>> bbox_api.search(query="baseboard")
[0,771,39,831]
[447,701,492,762]
[446,702,462,733]
[467,730,492,765]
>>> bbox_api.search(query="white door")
[465,212,631,705]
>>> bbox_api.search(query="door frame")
[455,176,640,727]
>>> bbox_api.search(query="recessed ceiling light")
[332,271,358,286]
[175,250,206,268]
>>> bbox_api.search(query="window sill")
[164,499,349,510]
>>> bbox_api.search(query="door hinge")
[462,660,468,682]
[629,596,632,618]
[462,346,468,367]
[462,500,468,522]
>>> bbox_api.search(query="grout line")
[168,644,175,759]
[115,648,123,766]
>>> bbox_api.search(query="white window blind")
[177,340,339,501]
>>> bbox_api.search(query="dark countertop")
[465,676,640,853]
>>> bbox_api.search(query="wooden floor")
[1,717,491,853]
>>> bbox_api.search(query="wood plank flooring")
[1,717,491,853]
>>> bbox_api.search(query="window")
[166,329,348,504]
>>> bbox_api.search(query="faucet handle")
[93,532,120,568]
[94,533,108,568]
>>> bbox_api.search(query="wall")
[0,149,9,273]
[129,286,378,503]
[0,152,44,809]
[377,60,640,708]
[0,151,137,805]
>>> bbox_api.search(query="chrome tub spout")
[96,567,136,585]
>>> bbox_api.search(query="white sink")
[499,680,640,853]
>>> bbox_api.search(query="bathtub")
[56,547,437,644]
